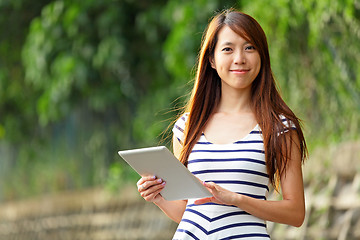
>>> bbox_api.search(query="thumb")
[203,181,216,189]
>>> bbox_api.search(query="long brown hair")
[178,9,307,188]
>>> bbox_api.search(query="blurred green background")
[0,0,359,202]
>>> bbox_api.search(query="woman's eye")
[245,45,256,50]
[222,47,232,52]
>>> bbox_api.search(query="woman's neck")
[217,86,253,114]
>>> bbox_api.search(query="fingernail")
[161,181,166,185]
[157,178,163,183]
[152,176,156,179]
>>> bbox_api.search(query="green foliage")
[0,0,51,144]
[0,0,359,201]
[242,0,360,146]
[23,0,131,125]
[163,0,240,82]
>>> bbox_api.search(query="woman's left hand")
[194,181,239,206]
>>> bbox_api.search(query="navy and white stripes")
[172,113,293,239]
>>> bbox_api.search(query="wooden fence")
[0,187,177,240]
[0,141,359,239]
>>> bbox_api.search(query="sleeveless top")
[172,113,294,240]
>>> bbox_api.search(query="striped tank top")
[172,113,280,240]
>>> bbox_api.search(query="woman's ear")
[209,57,216,69]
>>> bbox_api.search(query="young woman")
[137,9,307,239]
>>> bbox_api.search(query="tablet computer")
[118,146,212,201]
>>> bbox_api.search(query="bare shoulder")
[172,134,183,159]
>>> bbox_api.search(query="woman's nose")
[234,51,245,64]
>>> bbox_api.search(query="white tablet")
[118,146,212,201]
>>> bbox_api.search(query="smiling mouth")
[230,69,249,73]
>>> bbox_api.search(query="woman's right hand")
[137,175,166,203]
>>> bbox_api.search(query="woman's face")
[210,26,261,93]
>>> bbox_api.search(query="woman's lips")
[230,69,249,73]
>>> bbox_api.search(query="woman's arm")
[194,131,305,227]
[136,135,187,223]
[154,198,187,223]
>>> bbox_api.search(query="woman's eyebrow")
[220,41,251,47]
[220,41,234,47]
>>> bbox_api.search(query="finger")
[194,197,214,205]
[141,181,166,197]
[137,175,156,186]
[143,187,165,202]
[138,184,146,192]
[140,178,165,192]
[203,181,216,189]
[141,184,166,202]
[137,176,157,191]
